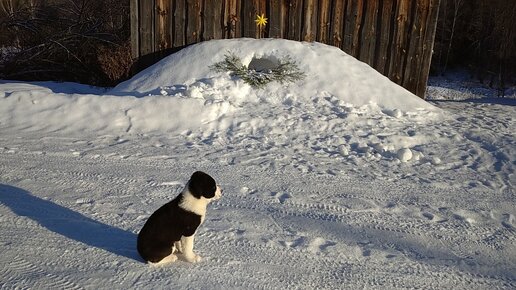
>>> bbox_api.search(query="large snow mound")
[112,38,436,112]
[1,39,443,160]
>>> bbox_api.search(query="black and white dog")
[137,171,222,264]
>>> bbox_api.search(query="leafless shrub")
[96,40,132,84]
[0,0,131,86]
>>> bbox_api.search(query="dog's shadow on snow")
[0,184,141,262]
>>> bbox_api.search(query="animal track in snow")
[280,236,336,254]
[1,126,515,289]
[270,191,292,204]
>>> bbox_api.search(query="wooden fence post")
[417,0,441,97]
[359,0,379,65]
[203,0,224,41]
[330,0,345,48]
[302,0,317,42]
[130,0,139,59]
[287,0,303,41]
[186,0,202,44]
[156,0,171,51]
[317,0,331,43]
[375,0,396,75]
[269,0,286,38]
[173,0,186,47]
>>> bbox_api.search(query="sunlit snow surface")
[1,39,514,289]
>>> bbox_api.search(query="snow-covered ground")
[1,39,514,289]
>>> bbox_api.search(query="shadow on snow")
[0,184,141,262]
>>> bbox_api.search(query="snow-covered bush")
[211,52,305,88]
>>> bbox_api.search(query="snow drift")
[2,39,441,152]
[112,38,435,111]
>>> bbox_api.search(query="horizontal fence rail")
[131,0,440,98]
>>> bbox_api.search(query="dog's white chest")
[179,190,209,217]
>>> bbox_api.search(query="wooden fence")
[130,0,441,98]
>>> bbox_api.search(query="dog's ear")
[188,171,216,199]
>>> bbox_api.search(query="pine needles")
[211,52,305,88]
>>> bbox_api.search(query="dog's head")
[188,171,222,200]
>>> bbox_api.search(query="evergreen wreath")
[211,52,305,88]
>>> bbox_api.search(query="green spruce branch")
[211,52,305,88]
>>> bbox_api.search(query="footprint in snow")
[159,181,183,186]
[75,198,94,205]
[422,212,435,220]
[270,192,292,204]
[501,213,515,229]
[281,236,336,254]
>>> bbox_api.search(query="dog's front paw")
[183,253,202,263]
[149,254,178,266]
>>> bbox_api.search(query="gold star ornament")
[255,14,268,28]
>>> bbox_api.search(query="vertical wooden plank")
[241,0,262,38]
[173,0,186,47]
[330,0,345,48]
[139,0,155,56]
[269,0,286,38]
[287,0,303,41]
[374,0,395,74]
[241,0,254,38]
[224,0,240,38]
[403,0,427,93]
[186,0,202,44]
[359,0,378,65]
[351,0,364,58]
[388,0,411,85]
[203,0,214,41]
[130,0,139,58]
[343,0,354,54]
[223,0,231,38]
[318,0,331,43]
[156,0,171,51]
[169,0,175,47]
[203,0,224,41]
[258,0,267,37]
[417,0,440,98]
[302,0,317,42]
[233,0,242,37]
[214,0,224,40]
